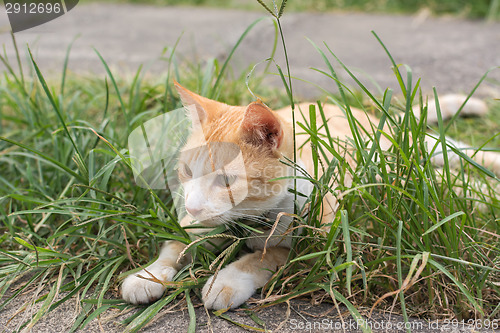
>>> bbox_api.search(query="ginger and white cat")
[121,82,500,310]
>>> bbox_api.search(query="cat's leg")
[202,246,289,310]
[122,215,224,304]
[121,240,186,304]
[121,214,199,304]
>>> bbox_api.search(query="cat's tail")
[427,135,500,212]
[427,135,500,178]
[413,94,488,123]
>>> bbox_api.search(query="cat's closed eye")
[214,173,237,187]
[178,163,193,179]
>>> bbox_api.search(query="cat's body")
[121,83,500,309]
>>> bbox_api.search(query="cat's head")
[175,82,293,227]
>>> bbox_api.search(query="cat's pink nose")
[185,205,202,217]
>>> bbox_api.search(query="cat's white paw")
[202,266,256,310]
[121,265,176,304]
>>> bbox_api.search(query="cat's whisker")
[226,215,290,233]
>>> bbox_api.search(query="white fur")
[184,178,207,214]
[413,94,487,123]
[202,265,257,310]
[426,135,467,168]
[121,242,181,304]
[121,265,176,304]
[426,135,500,177]
[245,158,313,251]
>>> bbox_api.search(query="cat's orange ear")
[174,81,209,124]
[239,101,283,149]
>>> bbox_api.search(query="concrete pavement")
[0,4,499,99]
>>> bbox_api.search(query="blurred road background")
[0,3,499,99]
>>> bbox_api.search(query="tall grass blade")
[340,211,353,296]
[94,48,130,134]
[61,36,79,95]
[278,0,287,18]
[186,290,196,333]
[326,287,372,333]
[0,136,86,182]
[428,259,485,315]
[396,221,410,332]
[422,211,465,237]
[10,32,24,86]
[28,48,89,181]
[209,17,267,99]
[256,0,275,17]
[123,288,184,333]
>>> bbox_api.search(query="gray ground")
[2,286,498,333]
[0,4,499,99]
[0,3,499,333]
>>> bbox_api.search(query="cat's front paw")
[121,265,176,304]
[202,266,256,310]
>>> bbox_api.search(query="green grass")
[97,0,500,20]
[1,3,500,332]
